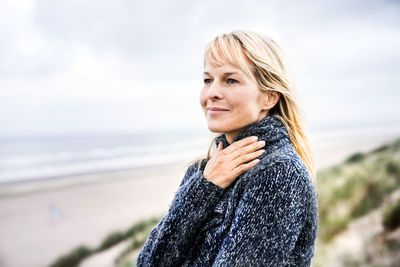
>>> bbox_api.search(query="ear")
[261,90,280,111]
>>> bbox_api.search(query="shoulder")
[178,159,207,187]
[184,158,206,174]
[244,144,314,196]
[239,153,317,224]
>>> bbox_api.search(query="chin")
[207,122,234,134]
[207,126,223,133]
[207,123,225,133]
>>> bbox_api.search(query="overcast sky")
[1,0,399,136]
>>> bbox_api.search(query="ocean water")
[0,130,210,184]
[1,125,399,185]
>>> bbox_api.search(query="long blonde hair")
[195,30,316,183]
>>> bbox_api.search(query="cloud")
[0,0,399,135]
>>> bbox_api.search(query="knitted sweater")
[136,115,318,266]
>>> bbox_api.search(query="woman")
[137,30,318,266]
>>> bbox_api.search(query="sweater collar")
[214,115,291,152]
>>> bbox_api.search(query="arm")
[212,161,308,266]
[136,162,225,267]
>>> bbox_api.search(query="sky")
[0,0,399,136]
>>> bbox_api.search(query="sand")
[0,164,188,267]
[0,131,399,267]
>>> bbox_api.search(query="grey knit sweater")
[136,115,318,266]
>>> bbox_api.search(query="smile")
[207,107,229,115]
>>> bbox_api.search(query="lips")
[208,107,229,111]
[207,106,229,116]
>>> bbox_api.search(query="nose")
[207,81,223,100]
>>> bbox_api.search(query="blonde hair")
[195,30,316,183]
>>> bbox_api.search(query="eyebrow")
[203,71,243,77]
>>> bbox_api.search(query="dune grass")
[383,197,400,231]
[48,246,92,267]
[48,215,161,267]
[317,137,400,243]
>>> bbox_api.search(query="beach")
[0,131,399,267]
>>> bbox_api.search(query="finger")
[232,148,265,166]
[230,140,266,160]
[211,142,223,158]
[217,141,223,152]
[233,158,261,177]
[223,136,258,154]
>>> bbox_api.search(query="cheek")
[234,92,259,114]
[233,92,251,109]
[199,88,207,107]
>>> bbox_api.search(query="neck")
[215,115,290,151]
[224,130,243,144]
[224,113,269,144]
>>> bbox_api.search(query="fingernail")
[259,140,265,146]
[259,149,265,154]
[252,136,258,141]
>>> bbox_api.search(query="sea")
[1,125,399,185]
[0,130,210,185]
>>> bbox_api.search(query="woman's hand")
[203,136,265,189]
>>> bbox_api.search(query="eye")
[203,78,212,84]
[226,78,238,84]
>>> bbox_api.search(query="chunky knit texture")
[136,115,318,266]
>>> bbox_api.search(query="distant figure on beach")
[137,30,318,266]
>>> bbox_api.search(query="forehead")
[203,59,244,75]
[203,58,256,83]
[204,45,254,79]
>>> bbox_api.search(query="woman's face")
[200,57,269,144]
